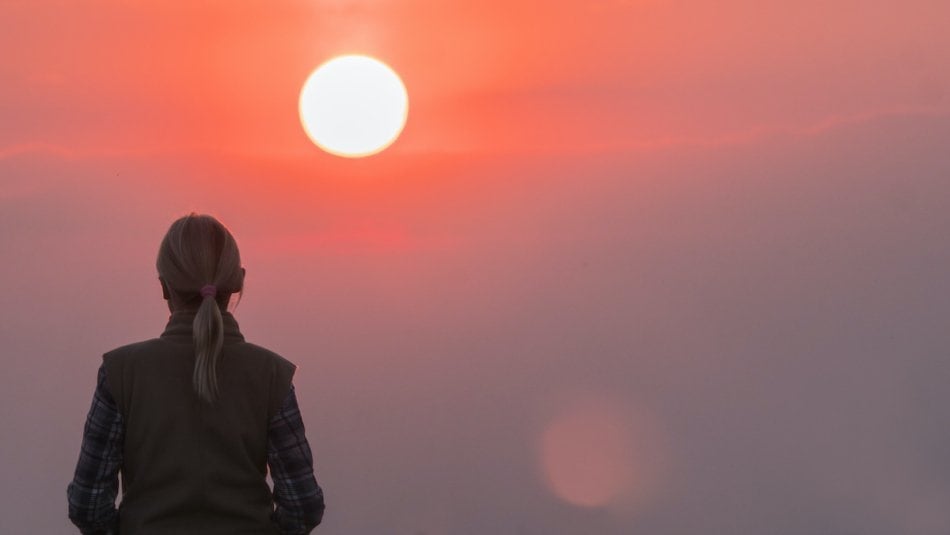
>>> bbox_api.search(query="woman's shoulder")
[228,341,298,372]
[102,337,167,361]
[100,338,178,384]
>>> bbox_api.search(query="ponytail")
[193,290,224,403]
[156,213,244,405]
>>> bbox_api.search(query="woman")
[67,214,325,534]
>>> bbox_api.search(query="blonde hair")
[156,213,243,403]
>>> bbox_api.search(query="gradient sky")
[2,1,950,533]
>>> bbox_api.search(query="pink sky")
[2,1,950,533]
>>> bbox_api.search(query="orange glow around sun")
[298,55,409,158]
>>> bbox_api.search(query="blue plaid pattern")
[268,386,326,533]
[67,365,122,535]
[67,365,325,534]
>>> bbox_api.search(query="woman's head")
[156,213,244,403]
[157,213,243,309]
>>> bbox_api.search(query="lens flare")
[538,397,668,511]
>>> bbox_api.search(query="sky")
[2,1,950,533]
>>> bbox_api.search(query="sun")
[298,55,409,158]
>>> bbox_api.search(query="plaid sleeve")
[268,384,325,534]
[67,363,122,535]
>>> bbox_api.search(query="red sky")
[4,1,947,157]
[2,1,950,533]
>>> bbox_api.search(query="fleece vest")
[103,311,296,535]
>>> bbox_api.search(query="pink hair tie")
[199,284,217,298]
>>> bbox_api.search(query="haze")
[2,1,949,533]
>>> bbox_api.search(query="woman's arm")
[67,364,122,535]
[267,384,326,534]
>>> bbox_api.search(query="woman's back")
[105,311,295,534]
[67,213,324,534]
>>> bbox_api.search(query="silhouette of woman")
[68,213,325,534]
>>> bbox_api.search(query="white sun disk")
[299,55,408,158]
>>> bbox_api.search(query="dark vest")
[103,311,296,535]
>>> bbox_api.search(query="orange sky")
[3,1,947,158]
[3,2,950,534]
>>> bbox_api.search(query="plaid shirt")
[67,364,325,534]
